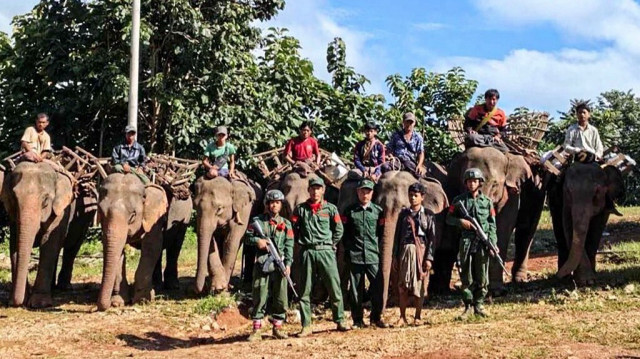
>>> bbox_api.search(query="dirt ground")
[1,210,640,359]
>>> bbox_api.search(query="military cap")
[357,179,375,190]
[308,177,325,188]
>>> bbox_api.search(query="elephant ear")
[505,153,532,191]
[53,173,74,217]
[143,185,168,232]
[603,165,625,216]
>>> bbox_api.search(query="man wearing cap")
[563,102,604,159]
[292,176,350,336]
[464,89,509,152]
[385,112,426,177]
[342,179,387,328]
[203,125,237,179]
[393,182,436,326]
[111,125,149,184]
[353,121,385,182]
[245,189,294,341]
[20,113,52,163]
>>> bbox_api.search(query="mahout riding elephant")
[374,170,449,310]
[548,163,624,285]
[0,161,74,307]
[96,173,167,311]
[437,146,545,294]
[152,193,193,290]
[193,175,258,294]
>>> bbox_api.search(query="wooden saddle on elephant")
[145,154,200,200]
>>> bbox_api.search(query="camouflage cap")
[463,168,485,182]
[308,176,325,188]
[357,179,375,190]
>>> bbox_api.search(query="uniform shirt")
[446,191,497,244]
[245,213,295,267]
[20,126,52,155]
[342,201,384,265]
[292,200,343,247]
[393,206,436,262]
[353,139,385,175]
[464,104,508,136]
[563,123,604,158]
[111,141,146,167]
[284,137,319,162]
[386,130,423,162]
[204,142,236,169]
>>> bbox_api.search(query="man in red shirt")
[464,89,509,152]
[284,122,321,177]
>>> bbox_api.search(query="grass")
[193,292,237,315]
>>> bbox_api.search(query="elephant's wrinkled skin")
[97,173,167,311]
[438,147,545,294]
[0,161,74,307]
[194,176,257,294]
[549,163,624,285]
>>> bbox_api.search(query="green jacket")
[292,200,343,248]
[342,202,384,265]
[245,213,295,267]
[446,191,497,244]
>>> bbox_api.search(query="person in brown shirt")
[20,113,52,162]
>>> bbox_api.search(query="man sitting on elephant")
[284,121,321,177]
[383,112,426,178]
[203,125,237,179]
[292,176,350,337]
[352,121,385,182]
[563,102,604,160]
[111,125,149,184]
[20,113,52,163]
[464,89,509,153]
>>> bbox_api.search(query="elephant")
[193,175,258,294]
[0,161,75,307]
[96,173,167,311]
[373,170,449,311]
[549,163,624,284]
[437,146,545,294]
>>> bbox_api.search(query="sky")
[2,0,640,116]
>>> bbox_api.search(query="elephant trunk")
[380,208,400,311]
[195,216,216,294]
[11,207,40,307]
[97,215,127,311]
[557,205,590,278]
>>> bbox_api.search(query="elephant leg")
[29,228,64,308]
[133,229,164,304]
[512,181,545,283]
[242,243,256,286]
[208,237,227,293]
[163,223,187,290]
[573,213,609,285]
[57,211,94,290]
[220,222,249,285]
[490,195,519,295]
[111,252,128,307]
[548,177,567,270]
[152,251,164,291]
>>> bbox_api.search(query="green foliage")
[193,292,237,315]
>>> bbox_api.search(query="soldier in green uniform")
[446,168,498,319]
[342,179,388,328]
[245,189,294,341]
[292,177,350,337]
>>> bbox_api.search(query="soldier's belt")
[301,244,334,251]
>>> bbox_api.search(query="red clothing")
[466,104,507,129]
[284,136,319,162]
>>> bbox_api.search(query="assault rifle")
[458,202,510,278]
[251,220,299,299]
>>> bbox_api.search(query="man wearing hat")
[111,125,149,184]
[292,176,350,336]
[203,125,237,179]
[342,179,387,328]
[385,112,426,177]
[464,89,509,152]
[353,121,386,182]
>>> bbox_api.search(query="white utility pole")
[127,0,141,131]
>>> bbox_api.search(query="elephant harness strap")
[407,212,427,279]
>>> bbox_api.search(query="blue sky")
[3,0,640,116]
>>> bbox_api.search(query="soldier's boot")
[297,326,313,338]
[336,321,351,332]
[272,320,288,339]
[474,303,489,318]
[456,304,473,321]
[248,320,263,342]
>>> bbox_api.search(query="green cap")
[357,179,375,190]
[308,177,325,188]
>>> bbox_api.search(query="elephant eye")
[129,212,136,224]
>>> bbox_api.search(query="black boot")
[457,304,473,320]
[474,303,488,318]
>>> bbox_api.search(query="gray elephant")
[549,163,624,284]
[96,173,167,311]
[0,161,75,307]
[193,175,258,294]
[438,146,545,294]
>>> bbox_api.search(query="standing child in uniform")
[446,168,498,319]
[245,189,294,341]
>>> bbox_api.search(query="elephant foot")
[513,270,529,283]
[133,288,155,305]
[28,292,54,309]
[111,295,126,307]
[490,287,508,298]
[56,281,73,292]
[164,276,181,290]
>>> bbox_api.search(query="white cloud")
[262,0,388,95]
[413,22,448,31]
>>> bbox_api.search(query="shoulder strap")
[407,215,426,277]
[474,106,498,132]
